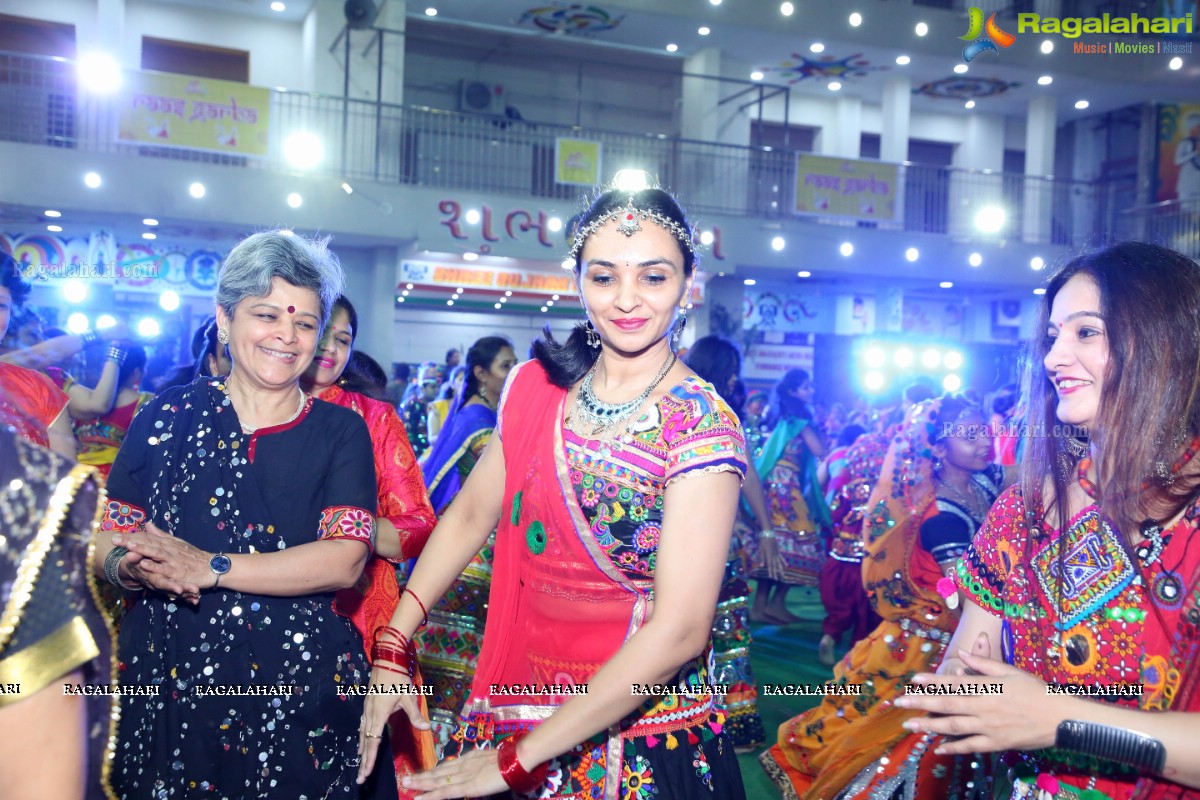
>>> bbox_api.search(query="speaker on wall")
[344,0,379,29]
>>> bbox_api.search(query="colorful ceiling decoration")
[519,4,623,35]
[763,53,888,84]
[914,76,1021,100]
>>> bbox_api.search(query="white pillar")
[1024,95,1057,244]
[880,76,911,164]
[303,0,351,95]
[364,247,400,368]
[375,0,406,106]
[948,113,1005,239]
[817,95,862,158]
[682,48,723,145]
[96,0,125,57]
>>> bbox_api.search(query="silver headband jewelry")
[568,197,695,261]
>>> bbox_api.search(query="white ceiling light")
[1034,288,1047,295]
[1038,75,1053,85]
[968,252,983,267]
[975,205,1006,233]
[425,7,437,16]
[561,258,574,270]
[271,1,286,10]
[743,278,757,286]
[666,43,678,52]
[159,290,180,311]
[915,22,928,36]
[1075,99,1089,110]
[47,224,63,233]
[797,270,812,278]
[287,192,303,208]
[612,169,650,191]
[965,100,976,109]
[465,208,481,224]
[710,0,722,5]
[84,171,102,189]
[462,252,478,261]
[780,2,794,16]
[44,209,62,218]
[1169,56,1183,70]
[839,241,854,256]
[698,26,711,36]
[189,182,206,198]
[699,230,715,246]
[77,51,122,93]
[896,55,911,65]
[1041,39,1054,54]
[810,42,825,53]
[547,216,563,232]
[953,64,968,74]
[284,132,324,169]
[751,71,764,81]
[1031,256,1046,270]
[848,12,862,27]
[939,281,954,289]
[771,236,785,251]
[142,231,157,240]
[905,247,919,262]
[828,81,842,91]
[143,217,158,226]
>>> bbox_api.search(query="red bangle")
[497,732,548,794]
[403,587,429,628]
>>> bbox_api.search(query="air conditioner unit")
[458,80,503,114]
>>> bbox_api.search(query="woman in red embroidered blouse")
[896,243,1200,799]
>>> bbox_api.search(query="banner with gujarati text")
[118,71,270,157]
[793,154,898,221]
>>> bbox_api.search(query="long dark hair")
[766,368,814,427]
[331,295,359,343]
[1020,242,1200,540]
[532,187,697,388]
[196,318,224,377]
[683,335,742,416]
[462,336,514,408]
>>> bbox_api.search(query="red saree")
[320,385,439,793]
[0,362,69,448]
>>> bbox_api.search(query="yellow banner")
[118,71,270,157]
[793,155,898,221]
[555,138,602,186]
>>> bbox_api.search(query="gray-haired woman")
[91,231,396,797]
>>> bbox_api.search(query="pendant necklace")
[571,352,677,444]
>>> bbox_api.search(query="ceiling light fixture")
[828,81,842,91]
[698,26,711,35]
[896,55,911,65]
[1038,75,1053,85]
[848,12,862,27]
[780,2,794,15]
[810,42,825,53]
[915,22,928,36]
[954,64,968,74]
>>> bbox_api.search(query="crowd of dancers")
[2,186,1200,800]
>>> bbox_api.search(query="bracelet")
[1055,720,1167,775]
[497,732,549,794]
[759,529,777,540]
[103,546,141,591]
[403,587,429,628]
[78,330,102,348]
[107,345,127,365]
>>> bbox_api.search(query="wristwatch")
[209,553,232,588]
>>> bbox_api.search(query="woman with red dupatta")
[356,188,748,800]
[303,294,439,796]
[897,244,1200,800]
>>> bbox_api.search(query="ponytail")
[532,323,600,388]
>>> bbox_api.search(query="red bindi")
[287,305,295,314]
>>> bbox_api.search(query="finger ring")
[363,732,379,739]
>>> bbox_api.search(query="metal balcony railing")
[1114,198,1200,258]
[0,50,1149,248]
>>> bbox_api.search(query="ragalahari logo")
[960,7,1016,62]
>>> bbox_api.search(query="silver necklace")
[938,476,988,520]
[573,353,677,438]
[238,387,307,434]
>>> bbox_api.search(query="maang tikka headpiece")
[568,195,696,261]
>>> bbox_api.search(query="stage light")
[96,314,117,329]
[863,371,885,392]
[137,318,161,338]
[864,346,886,369]
[159,291,180,311]
[894,348,914,367]
[78,51,122,93]
[921,348,942,369]
[612,169,650,191]
[943,374,962,392]
[944,351,963,370]
[62,279,88,304]
[975,206,1006,233]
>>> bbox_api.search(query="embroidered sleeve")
[102,394,159,531]
[662,382,747,486]
[318,506,376,550]
[317,411,379,554]
[99,499,148,534]
[956,485,1026,616]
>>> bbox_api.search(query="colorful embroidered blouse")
[563,375,748,588]
[958,485,1200,797]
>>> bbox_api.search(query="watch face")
[210,554,232,574]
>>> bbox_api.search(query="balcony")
[0,50,1172,252]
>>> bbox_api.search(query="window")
[141,37,249,82]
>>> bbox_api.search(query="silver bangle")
[759,529,778,540]
[103,545,141,591]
